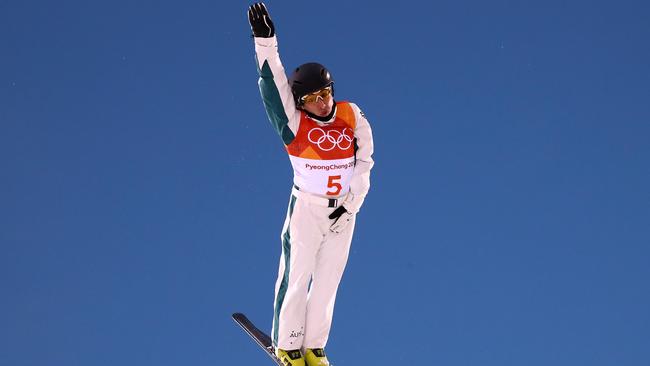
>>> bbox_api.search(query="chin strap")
[304,102,337,123]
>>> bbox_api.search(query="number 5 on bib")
[327,175,342,195]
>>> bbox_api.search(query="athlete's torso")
[285,102,357,198]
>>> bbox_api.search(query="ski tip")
[232,312,247,321]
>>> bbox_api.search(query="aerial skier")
[246,3,375,365]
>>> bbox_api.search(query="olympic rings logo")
[307,128,354,151]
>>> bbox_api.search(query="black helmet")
[288,62,334,106]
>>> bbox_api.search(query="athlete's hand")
[248,3,275,38]
[329,206,353,234]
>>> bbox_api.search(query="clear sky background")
[2,1,649,365]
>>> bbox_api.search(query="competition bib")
[285,102,356,197]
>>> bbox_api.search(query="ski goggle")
[300,86,332,104]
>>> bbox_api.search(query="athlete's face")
[300,87,334,117]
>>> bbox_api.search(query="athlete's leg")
[272,196,324,350]
[303,214,356,348]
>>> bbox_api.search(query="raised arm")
[248,3,301,145]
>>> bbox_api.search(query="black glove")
[247,3,275,38]
[328,206,347,220]
[329,206,353,234]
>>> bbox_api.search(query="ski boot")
[304,348,330,366]
[276,348,305,366]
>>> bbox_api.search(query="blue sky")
[2,1,649,365]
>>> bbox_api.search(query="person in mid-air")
[247,3,375,365]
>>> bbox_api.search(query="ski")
[232,312,283,365]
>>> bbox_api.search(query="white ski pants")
[272,188,355,350]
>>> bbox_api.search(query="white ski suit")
[253,35,374,350]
